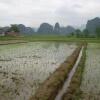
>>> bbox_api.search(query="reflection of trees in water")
[42,43,52,49]
[41,42,68,49]
[54,43,60,49]
[42,42,60,49]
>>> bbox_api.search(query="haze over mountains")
[86,17,100,34]
[0,23,76,35]
[0,17,100,35]
[37,23,75,35]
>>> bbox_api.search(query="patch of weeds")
[62,44,87,100]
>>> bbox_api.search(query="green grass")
[0,35,100,43]
[62,44,87,100]
[0,36,21,41]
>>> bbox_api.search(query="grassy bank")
[0,36,100,43]
[62,44,87,100]
[29,45,82,100]
[22,36,100,43]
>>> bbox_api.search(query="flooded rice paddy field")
[0,42,77,100]
[80,43,100,100]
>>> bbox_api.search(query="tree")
[83,29,89,37]
[9,24,19,32]
[0,28,3,32]
[75,29,81,37]
[68,32,75,37]
[96,27,100,37]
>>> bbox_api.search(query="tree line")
[69,28,100,38]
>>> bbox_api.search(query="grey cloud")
[0,0,100,27]
[72,4,82,9]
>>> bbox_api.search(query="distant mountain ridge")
[37,22,75,35]
[54,23,60,34]
[37,23,53,34]
[1,17,100,36]
[0,24,35,35]
[60,26,75,35]
[17,24,35,35]
[86,17,100,34]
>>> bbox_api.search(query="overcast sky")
[0,0,100,27]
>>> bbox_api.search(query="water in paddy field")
[0,42,77,100]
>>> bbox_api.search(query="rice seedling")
[80,43,100,100]
[30,45,81,100]
[0,42,76,100]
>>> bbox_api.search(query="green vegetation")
[70,29,92,38]
[75,29,82,38]
[96,27,100,37]
[0,35,100,43]
[62,44,87,100]
[83,29,89,37]
[8,24,19,32]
